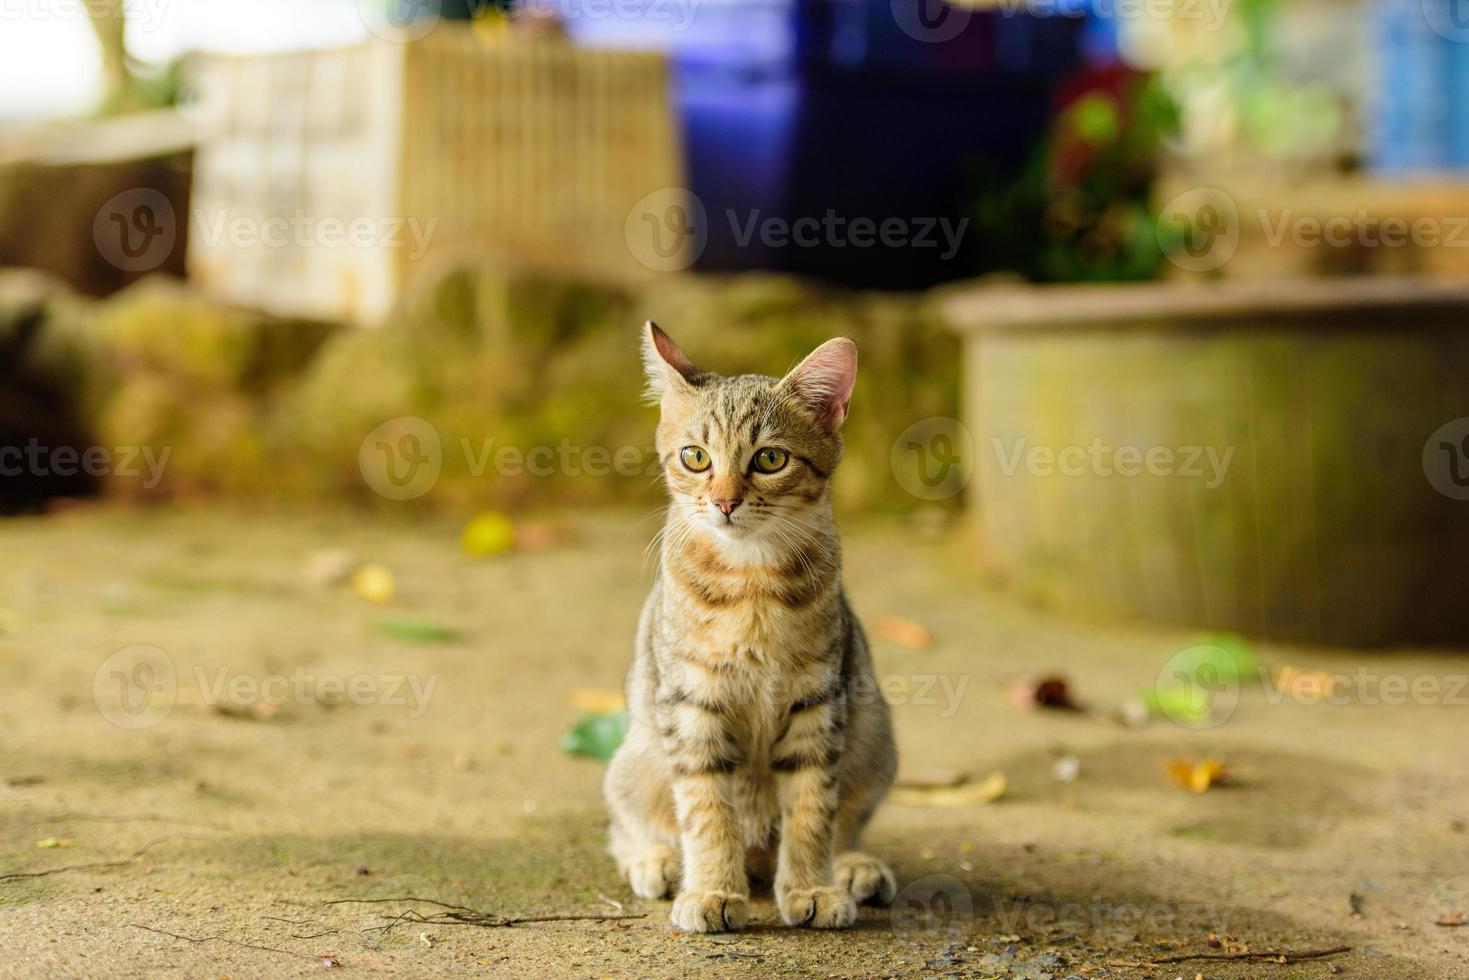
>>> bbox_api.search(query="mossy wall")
[1,266,960,516]
[967,316,1469,646]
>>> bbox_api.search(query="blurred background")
[3,2,1469,975]
[5,0,1469,644]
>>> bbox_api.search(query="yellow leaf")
[36,837,74,848]
[462,512,516,558]
[351,564,396,605]
[890,771,1005,807]
[567,687,627,713]
[1166,757,1227,794]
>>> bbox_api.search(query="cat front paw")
[670,890,748,933]
[777,885,858,929]
[622,846,680,899]
[834,851,897,906]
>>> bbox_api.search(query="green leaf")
[374,617,463,643]
[1180,633,1258,684]
[561,710,628,762]
[1143,684,1212,722]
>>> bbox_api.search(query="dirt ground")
[2,504,1467,979]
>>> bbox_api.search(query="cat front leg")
[771,698,857,929]
[662,691,749,933]
[668,770,749,932]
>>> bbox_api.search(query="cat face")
[642,323,856,544]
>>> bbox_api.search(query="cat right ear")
[642,321,700,404]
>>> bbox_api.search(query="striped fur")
[604,324,897,932]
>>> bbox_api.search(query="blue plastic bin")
[564,0,1084,287]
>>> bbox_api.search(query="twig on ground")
[262,916,338,940]
[322,895,645,942]
[1151,944,1352,965]
[0,836,196,881]
[42,812,226,829]
[129,924,321,962]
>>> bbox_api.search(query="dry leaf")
[304,549,355,587]
[1008,675,1078,710]
[567,687,627,714]
[1166,757,1227,794]
[890,771,1006,807]
[1436,910,1465,927]
[873,615,932,651]
[515,521,568,553]
[1275,666,1343,700]
[351,564,396,605]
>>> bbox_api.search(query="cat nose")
[713,498,742,517]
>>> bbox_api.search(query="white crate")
[187,30,683,322]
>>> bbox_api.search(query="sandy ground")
[2,504,1467,979]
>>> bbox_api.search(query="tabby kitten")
[603,323,897,933]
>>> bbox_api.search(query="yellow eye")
[752,448,788,473]
[680,446,711,472]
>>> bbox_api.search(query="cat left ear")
[641,321,700,404]
[780,337,857,432]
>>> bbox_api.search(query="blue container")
[564,0,1083,287]
[1368,0,1466,174]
